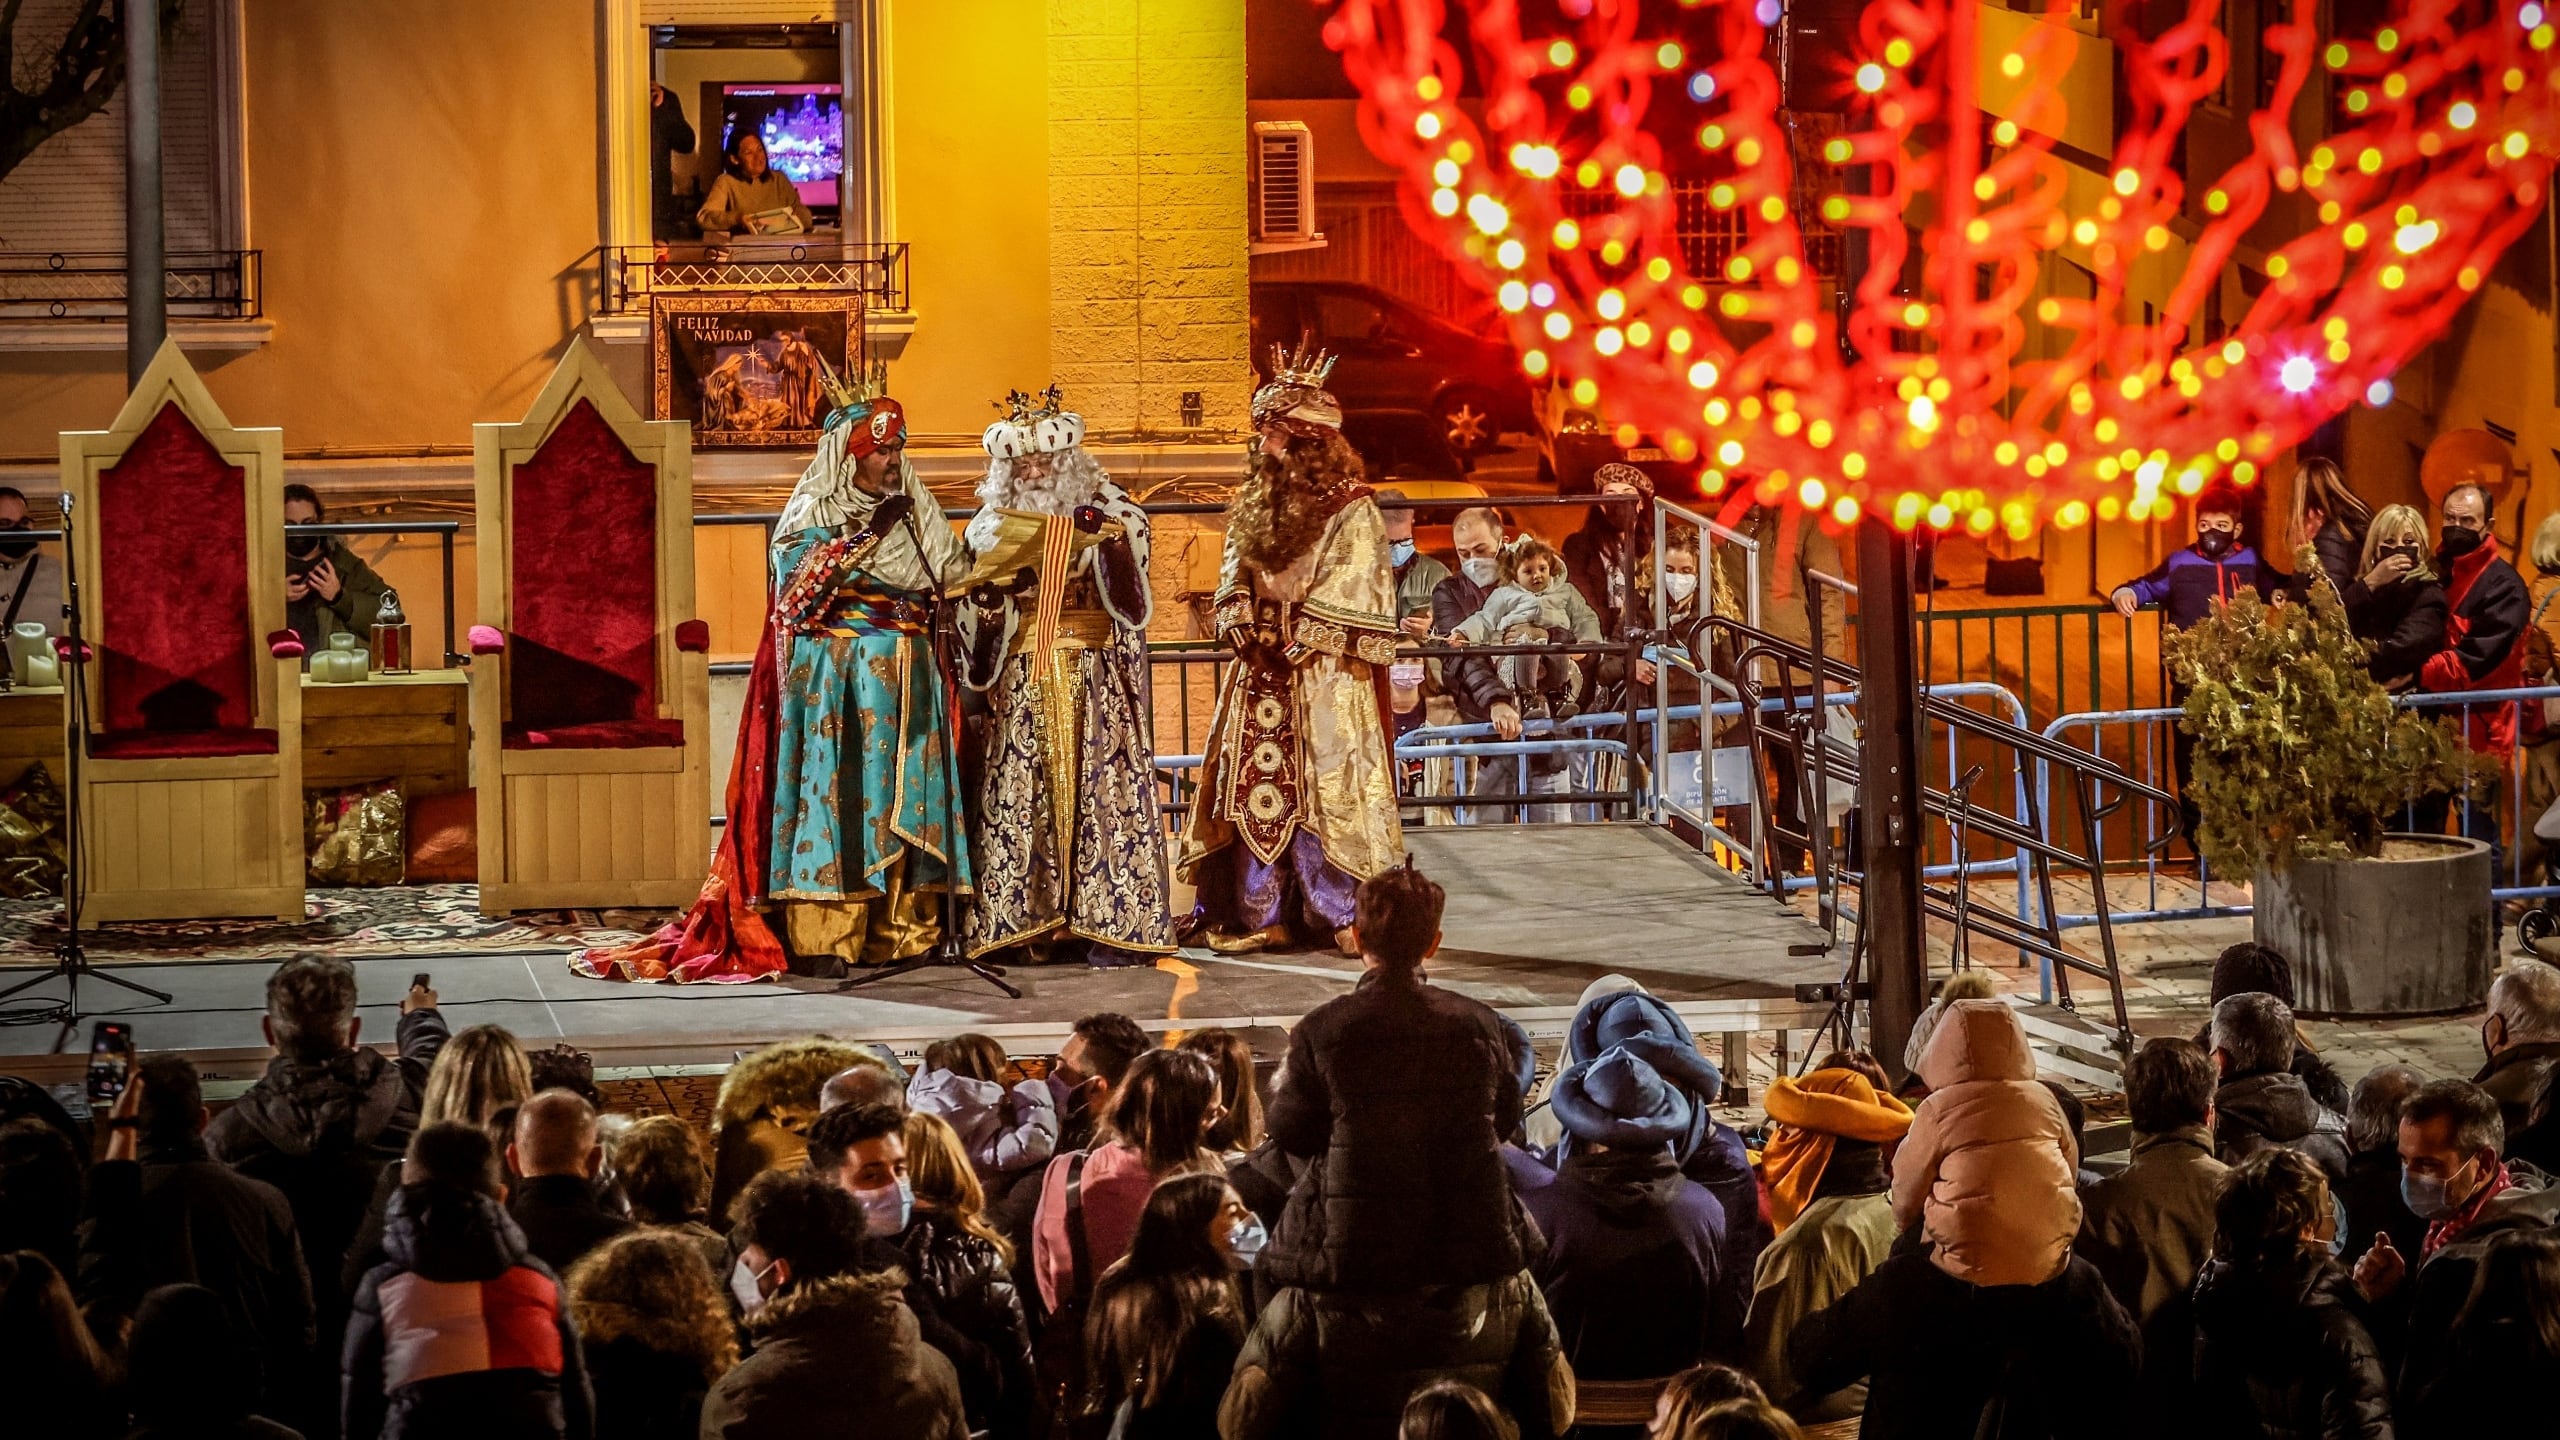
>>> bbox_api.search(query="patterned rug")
[0,886,658,966]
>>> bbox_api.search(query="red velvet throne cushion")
[502,398,679,751]
[92,403,275,760]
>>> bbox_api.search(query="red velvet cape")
[568,620,788,983]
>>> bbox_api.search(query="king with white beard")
[954,389,1174,963]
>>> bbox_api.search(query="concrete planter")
[2255,834,2494,1018]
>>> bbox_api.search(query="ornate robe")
[953,479,1174,958]
[1179,491,1406,914]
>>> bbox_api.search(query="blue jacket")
[1521,1148,1726,1379]
[2119,543,2288,630]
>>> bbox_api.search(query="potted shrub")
[2164,563,2489,1015]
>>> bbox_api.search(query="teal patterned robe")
[768,524,972,903]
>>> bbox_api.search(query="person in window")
[282,484,390,659]
[0,487,62,640]
[649,83,698,240]
[697,131,812,237]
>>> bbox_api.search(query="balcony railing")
[598,241,910,316]
[0,251,263,322]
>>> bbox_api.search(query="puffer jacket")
[1891,1001,2081,1287]
[1262,968,1529,1293]
[700,1270,967,1440]
[898,1209,1034,1434]
[2213,1071,2352,1184]
[1219,1271,1576,1440]
[343,1183,592,1440]
[907,1066,1059,1178]
[2190,1249,2393,1440]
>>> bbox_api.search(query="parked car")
[1251,280,1534,460]
[1339,407,1487,556]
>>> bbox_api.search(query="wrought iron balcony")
[0,250,263,322]
[598,240,909,316]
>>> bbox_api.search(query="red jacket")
[2419,535,2530,755]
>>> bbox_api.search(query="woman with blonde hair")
[565,1229,738,1440]
[900,1109,1035,1432]
[2289,454,2373,596]
[419,1023,535,1132]
[2340,502,2449,689]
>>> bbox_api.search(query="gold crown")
[991,383,1067,426]
[1265,334,1338,391]
[819,356,887,430]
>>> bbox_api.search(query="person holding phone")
[282,484,389,661]
[695,130,813,238]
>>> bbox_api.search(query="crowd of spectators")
[13,902,2560,1439]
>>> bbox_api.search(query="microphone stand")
[0,492,174,1039]
[834,486,1021,1000]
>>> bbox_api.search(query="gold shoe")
[1206,925,1290,956]
[1333,926,1360,957]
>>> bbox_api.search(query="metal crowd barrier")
[2038,683,2560,927]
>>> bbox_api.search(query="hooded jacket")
[2190,1249,2392,1440]
[2213,1070,2352,1183]
[699,1270,967,1440]
[1891,1001,2081,1287]
[2118,540,2288,631]
[343,1184,592,1440]
[1520,1144,1725,1383]
[906,1066,1059,1177]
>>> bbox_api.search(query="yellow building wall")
[883,0,1056,437]
[1047,0,1253,435]
[0,0,600,457]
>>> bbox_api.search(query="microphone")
[58,492,74,516]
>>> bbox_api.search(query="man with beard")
[569,370,972,983]
[955,388,1175,964]
[1179,342,1405,955]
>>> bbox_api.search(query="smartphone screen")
[86,1021,133,1102]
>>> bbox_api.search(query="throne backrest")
[95,402,259,736]
[504,397,664,730]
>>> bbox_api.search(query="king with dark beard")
[1178,343,1406,954]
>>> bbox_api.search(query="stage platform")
[0,825,1838,1086]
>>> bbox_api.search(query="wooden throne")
[61,340,304,925]
[470,339,710,914]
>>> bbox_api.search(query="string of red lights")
[1328,0,2560,534]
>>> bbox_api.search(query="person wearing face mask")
[0,486,62,641]
[2412,481,2531,871]
[2190,1147,2393,1440]
[1081,1173,1256,1439]
[280,484,390,662]
[2110,485,2290,848]
[1432,507,1559,819]
[1377,489,1450,754]
[705,1169,968,1439]
[2340,502,2450,690]
[2350,1079,2560,1411]
[801,1102,1004,1431]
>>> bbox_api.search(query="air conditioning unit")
[1252,120,1320,248]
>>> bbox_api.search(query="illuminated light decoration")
[2368,377,2395,406]
[1328,1,2560,527]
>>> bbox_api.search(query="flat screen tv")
[719,84,844,208]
